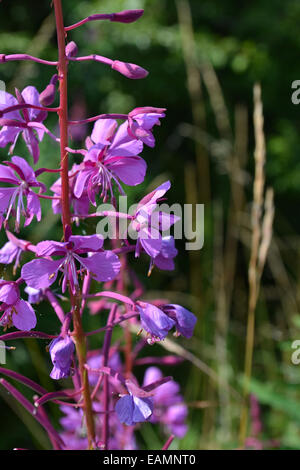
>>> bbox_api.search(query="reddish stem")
[53,0,95,449]
[101,304,118,450]
[162,434,175,450]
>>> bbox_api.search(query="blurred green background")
[1,0,300,450]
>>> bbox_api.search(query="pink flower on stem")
[129,181,180,261]
[0,86,47,163]
[0,156,46,231]
[136,301,196,343]
[49,335,75,380]
[127,107,166,147]
[21,233,121,294]
[74,119,146,204]
[0,280,36,331]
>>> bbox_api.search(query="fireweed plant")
[0,3,197,450]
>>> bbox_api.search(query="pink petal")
[77,251,120,282]
[12,299,36,331]
[21,258,62,289]
[108,156,146,186]
[91,119,117,144]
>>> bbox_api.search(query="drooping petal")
[24,192,41,226]
[0,127,21,148]
[21,258,63,289]
[0,91,20,120]
[137,302,175,340]
[154,236,178,271]
[115,395,135,426]
[107,156,146,186]
[12,299,36,331]
[132,396,153,423]
[0,164,20,184]
[139,227,162,259]
[74,168,92,198]
[76,251,120,283]
[0,187,16,214]
[49,336,74,380]
[35,240,67,257]
[109,122,143,156]
[0,241,19,264]
[0,282,19,305]
[11,156,36,183]
[21,86,46,122]
[162,304,197,338]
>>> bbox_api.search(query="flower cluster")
[0,3,197,451]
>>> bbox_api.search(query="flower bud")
[49,335,75,380]
[111,60,148,79]
[65,41,78,58]
[39,74,58,106]
[111,9,144,24]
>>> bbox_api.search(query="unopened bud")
[65,41,78,58]
[39,75,58,106]
[111,9,144,24]
[111,60,148,80]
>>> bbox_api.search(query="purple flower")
[127,107,166,147]
[136,301,175,343]
[0,241,22,274]
[49,335,75,380]
[0,156,45,231]
[74,119,146,204]
[0,280,36,331]
[0,86,47,163]
[136,301,196,342]
[162,304,197,339]
[21,234,121,294]
[59,406,88,450]
[115,393,153,426]
[153,236,178,271]
[87,350,122,386]
[129,181,179,261]
[143,367,188,438]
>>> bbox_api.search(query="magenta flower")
[136,301,175,343]
[127,107,166,147]
[0,280,36,331]
[49,335,75,380]
[0,86,47,163]
[0,156,46,231]
[74,119,146,204]
[161,304,197,339]
[115,393,153,426]
[21,234,121,294]
[129,181,179,261]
